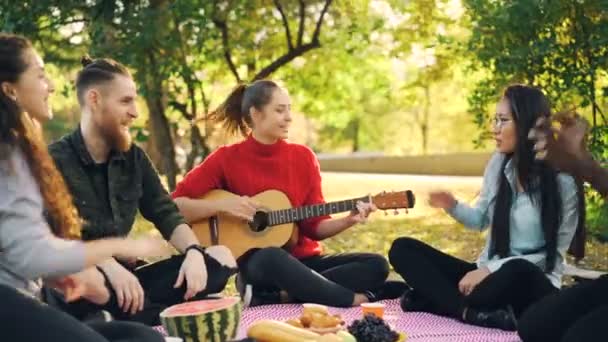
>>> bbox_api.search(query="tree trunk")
[145,94,178,190]
[421,84,430,155]
[180,85,212,171]
[142,52,178,190]
[352,118,360,152]
[136,0,179,190]
[186,124,211,171]
[591,71,598,144]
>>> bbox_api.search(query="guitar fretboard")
[267,195,370,226]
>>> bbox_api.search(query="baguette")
[247,320,321,342]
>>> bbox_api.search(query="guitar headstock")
[371,190,415,210]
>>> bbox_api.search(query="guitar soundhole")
[249,211,269,232]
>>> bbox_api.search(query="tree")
[464,0,608,141]
[379,0,467,154]
[1,0,335,189]
[464,0,608,237]
[270,0,476,155]
[276,0,395,152]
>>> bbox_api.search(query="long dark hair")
[209,80,280,136]
[490,84,582,272]
[0,33,80,239]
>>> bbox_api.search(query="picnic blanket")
[154,299,522,341]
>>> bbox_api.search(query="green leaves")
[465,0,608,142]
[465,0,608,236]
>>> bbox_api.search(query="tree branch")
[252,41,320,81]
[252,0,333,81]
[170,12,198,122]
[200,85,211,116]
[213,18,241,83]
[193,86,212,125]
[311,0,333,43]
[594,102,606,124]
[169,100,192,120]
[297,0,305,46]
[273,0,294,51]
[38,17,87,32]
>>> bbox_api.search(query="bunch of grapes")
[347,314,399,342]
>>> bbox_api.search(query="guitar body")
[191,189,299,259]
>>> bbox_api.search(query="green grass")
[133,172,608,294]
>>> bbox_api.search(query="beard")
[107,123,132,152]
[98,114,132,153]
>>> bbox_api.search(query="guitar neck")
[267,195,370,226]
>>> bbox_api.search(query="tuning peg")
[384,210,388,216]
[393,209,399,215]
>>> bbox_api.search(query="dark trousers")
[518,275,608,342]
[389,237,557,318]
[62,252,235,326]
[0,284,163,342]
[239,247,389,307]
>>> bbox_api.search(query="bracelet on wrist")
[185,244,206,257]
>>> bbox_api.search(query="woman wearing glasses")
[389,84,583,331]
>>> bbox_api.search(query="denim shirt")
[447,152,579,288]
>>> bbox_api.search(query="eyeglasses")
[492,116,513,129]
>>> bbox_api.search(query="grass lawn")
[133,172,608,293]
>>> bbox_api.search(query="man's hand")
[458,268,490,296]
[48,275,86,303]
[174,248,208,300]
[99,259,144,315]
[528,112,590,175]
[48,268,110,304]
[346,201,377,225]
[76,268,111,304]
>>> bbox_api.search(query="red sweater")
[172,135,329,259]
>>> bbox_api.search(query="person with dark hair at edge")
[0,32,164,342]
[48,55,237,326]
[389,84,583,331]
[172,80,406,308]
[518,113,608,342]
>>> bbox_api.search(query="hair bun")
[81,55,93,67]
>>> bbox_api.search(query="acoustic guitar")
[191,189,415,258]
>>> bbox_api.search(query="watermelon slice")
[160,297,242,342]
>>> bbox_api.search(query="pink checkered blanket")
[155,299,522,341]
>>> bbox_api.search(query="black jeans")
[62,252,235,326]
[239,247,389,307]
[0,284,163,342]
[389,237,557,318]
[518,275,608,342]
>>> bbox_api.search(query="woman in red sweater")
[173,80,402,307]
